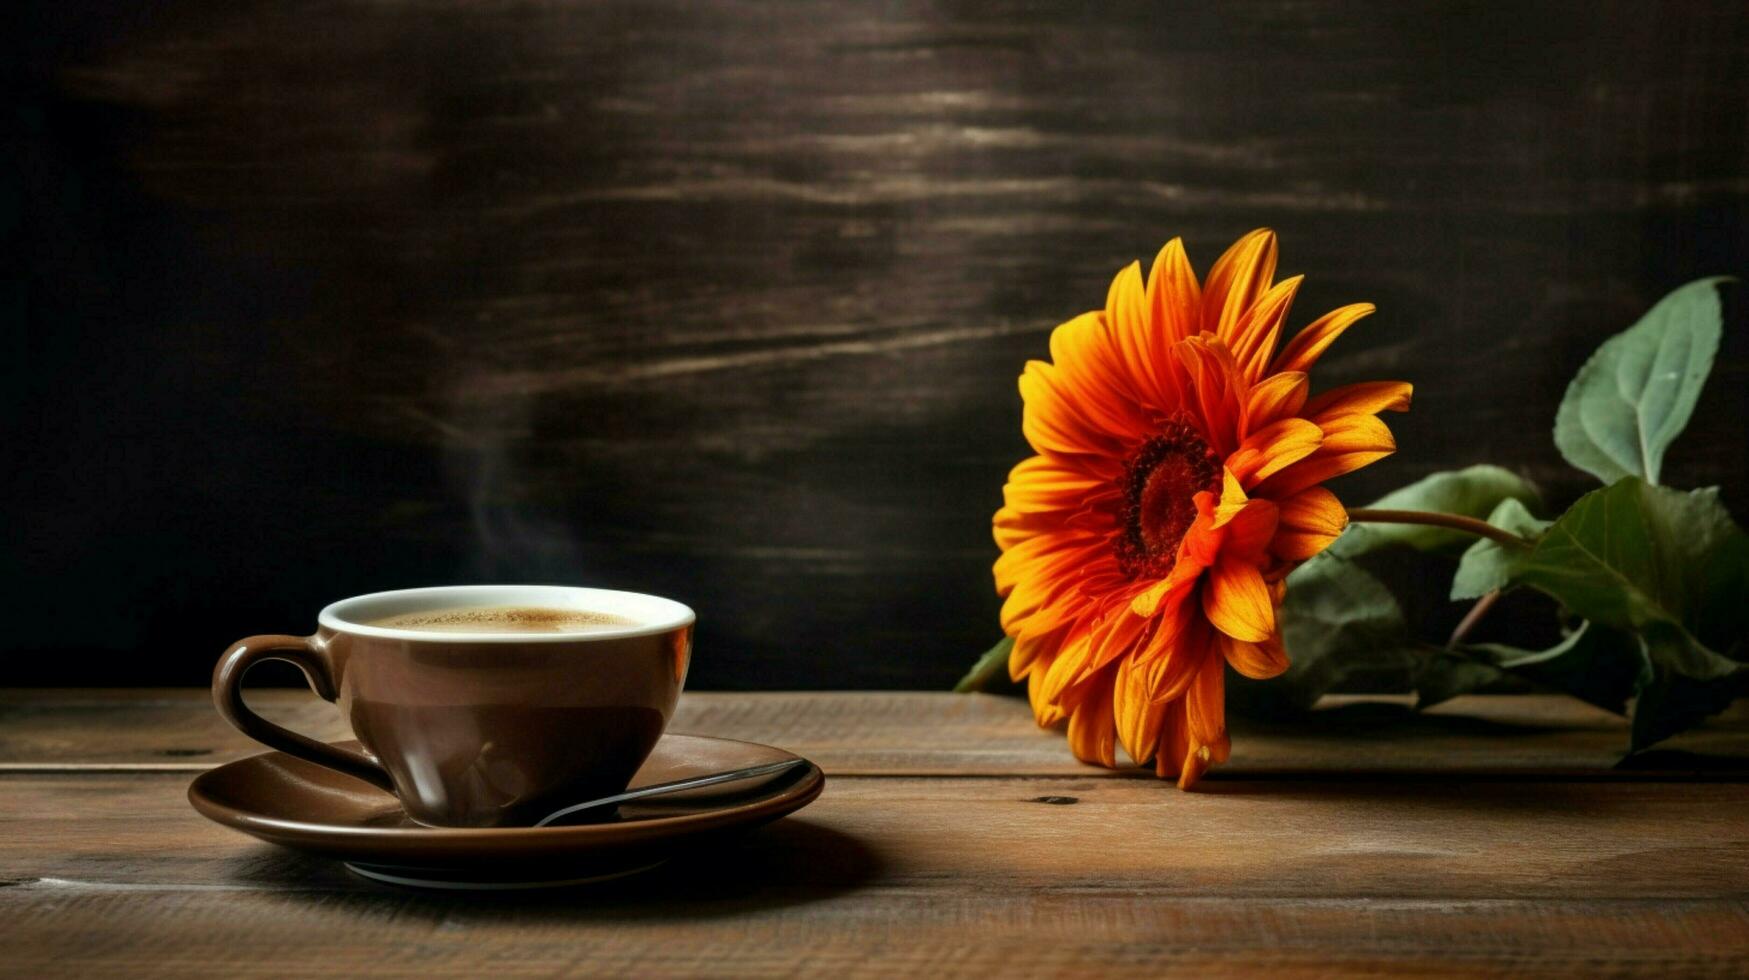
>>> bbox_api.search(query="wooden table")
[3,690,1747,976]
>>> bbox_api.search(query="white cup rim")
[317,584,695,643]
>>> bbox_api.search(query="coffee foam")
[370,605,637,633]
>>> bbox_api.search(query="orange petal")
[1201,228,1278,343]
[1066,675,1118,768]
[1037,628,1097,712]
[1248,414,1397,500]
[1042,623,1112,717]
[996,504,1117,551]
[1178,742,1226,790]
[1102,620,1190,772]
[1047,312,1151,440]
[1243,371,1309,438]
[1133,608,1203,696]
[1277,485,1348,535]
[1179,493,1226,569]
[1008,630,1058,682]
[1146,238,1203,348]
[1054,663,1113,719]
[1105,260,1177,413]
[1177,650,1230,789]
[1222,499,1280,562]
[1211,467,1249,528]
[1139,587,1194,651]
[1271,530,1338,562]
[1177,749,1209,789]
[1185,651,1228,753]
[1272,486,1349,561]
[1082,602,1153,677]
[1129,578,1172,618]
[994,500,1091,550]
[1001,455,1106,514]
[1225,417,1323,488]
[1129,640,1196,738]
[997,484,1119,541]
[1203,556,1274,642]
[1317,413,1397,455]
[1028,668,1064,727]
[1114,651,1168,764]
[998,586,1054,640]
[1255,448,1395,499]
[1268,302,1375,376]
[1230,275,1303,384]
[1018,358,1146,471]
[1174,335,1244,457]
[1155,699,1192,780]
[1019,363,1105,458]
[1221,630,1289,680]
[1102,261,1146,336]
[993,529,1099,594]
[1304,380,1413,421]
[1009,583,1098,641]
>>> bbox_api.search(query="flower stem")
[1446,589,1502,649]
[1346,508,1532,549]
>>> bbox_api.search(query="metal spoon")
[534,758,808,828]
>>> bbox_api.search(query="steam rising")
[447,390,585,582]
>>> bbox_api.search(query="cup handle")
[212,634,395,792]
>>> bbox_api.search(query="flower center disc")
[1115,422,1221,578]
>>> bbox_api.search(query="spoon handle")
[534,758,808,827]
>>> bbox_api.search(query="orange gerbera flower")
[993,229,1411,788]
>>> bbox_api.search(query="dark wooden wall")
[7,1,1747,688]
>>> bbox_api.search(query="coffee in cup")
[212,585,694,828]
[366,605,637,633]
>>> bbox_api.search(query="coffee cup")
[212,585,694,828]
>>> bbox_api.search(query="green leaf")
[1233,553,1421,711]
[1450,498,1551,600]
[1553,277,1730,485]
[1495,477,1749,749]
[1511,479,1748,637]
[1632,621,1749,750]
[954,636,1015,693]
[1433,621,1646,715]
[1413,649,1531,708]
[1330,464,1542,559]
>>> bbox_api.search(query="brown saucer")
[188,734,824,889]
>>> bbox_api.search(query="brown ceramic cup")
[212,585,694,828]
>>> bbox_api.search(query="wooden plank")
[3,889,1742,979]
[8,772,1748,899]
[3,690,1746,777]
[2,771,1746,976]
[10,772,1749,900]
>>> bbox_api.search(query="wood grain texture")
[5,690,1748,776]
[8,1,1749,688]
[2,772,1747,976]
[3,690,1747,975]
[11,772,1749,900]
